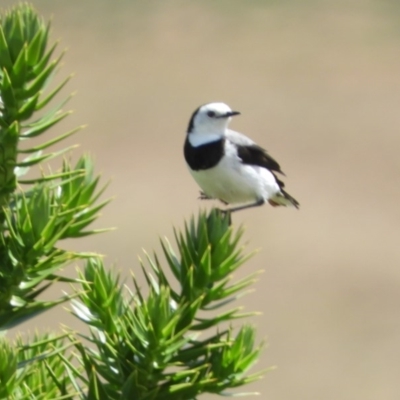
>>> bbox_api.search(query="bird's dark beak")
[229,111,240,117]
[220,111,240,118]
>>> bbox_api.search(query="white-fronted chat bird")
[184,102,299,213]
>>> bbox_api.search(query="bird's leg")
[222,198,265,213]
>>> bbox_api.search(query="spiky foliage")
[0,4,76,208]
[0,4,266,399]
[0,3,108,330]
[70,210,264,399]
[0,333,77,399]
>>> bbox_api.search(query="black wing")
[237,144,285,175]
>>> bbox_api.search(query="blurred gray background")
[4,0,400,398]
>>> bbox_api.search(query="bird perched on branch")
[184,102,299,213]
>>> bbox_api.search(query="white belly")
[189,155,281,205]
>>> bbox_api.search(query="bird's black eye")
[207,111,216,118]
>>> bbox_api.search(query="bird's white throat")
[188,132,222,147]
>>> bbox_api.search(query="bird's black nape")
[186,105,201,133]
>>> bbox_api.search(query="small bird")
[184,102,299,213]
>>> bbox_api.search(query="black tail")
[281,189,300,209]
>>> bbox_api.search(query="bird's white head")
[187,102,240,137]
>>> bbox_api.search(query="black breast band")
[184,138,224,171]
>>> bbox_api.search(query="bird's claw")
[199,191,212,200]
[215,208,232,225]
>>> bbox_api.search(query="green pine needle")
[70,211,265,398]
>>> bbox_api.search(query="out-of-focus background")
[4,0,400,398]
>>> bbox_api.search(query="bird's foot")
[199,191,212,200]
[215,208,232,225]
